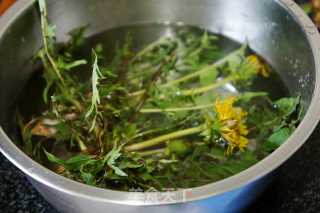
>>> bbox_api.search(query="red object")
[0,0,16,16]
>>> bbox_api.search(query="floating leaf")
[275,96,300,117]
[44,150,66,165]
[104,146,128,177]
[263,128,293,152]
[239,92,268,103]
[80,170,96,185]
[200,68,218,86]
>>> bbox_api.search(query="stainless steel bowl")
[1,0,320,212]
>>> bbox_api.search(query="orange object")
[0,0,16,16]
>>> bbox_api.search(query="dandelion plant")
[18,0,303,191]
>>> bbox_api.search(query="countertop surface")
[1,125,320,213]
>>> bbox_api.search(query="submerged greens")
[18,0,303,191]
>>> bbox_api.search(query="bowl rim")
[1,0,320,206]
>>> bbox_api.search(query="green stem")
[130,46,245,97]
[74,134,87,152]
[131,37,170,63]
[38,51,82,111]
[180,76,235,96]
[125,125,204,152]
[140,103,214,113]
[161,47,243,88]
[39,0,64,84]
[129,50,177,123]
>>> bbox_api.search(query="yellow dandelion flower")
[233,109,247,129]
[221,128,249,155]
[223,128,249,155]
[215,96,250,155]
[238,123,249,136]
[247,55,271,78]
[225,133,249,156]
[215,97,237,121]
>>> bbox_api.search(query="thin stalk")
[38,52,82,110]
[130,47,245,97]
[38,0,64,84]
[135,75,235,100]
[131,37,169,63]
[140,103,214,113]
[74,134,88,152]
[129,50,177,122]
[125,125,204,152]
[161,48,242,88]
[128,64,154,81]
[180,76,235,96]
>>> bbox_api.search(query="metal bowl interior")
[0,0,320,207]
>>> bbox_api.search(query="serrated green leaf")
[200,68,218,86]
[44,150,66,165]
[268,128,292,144]
[104,146,128,177]
[119,160,143,169]
[66,26,87,53]
[80,170,96,185]
[275,97,300,117]
[227,44,247,71]
[111,165,128,177]
[264,128,293,152]
[45,150,93,171]
[65,154,93,170]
